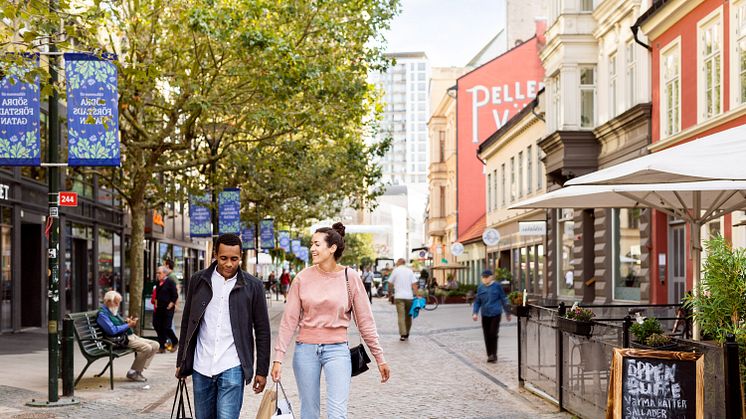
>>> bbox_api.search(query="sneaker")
[127,371,147,382]
[168,343,178,353]
[487,355,497,363]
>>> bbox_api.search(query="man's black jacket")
[176,262,270,384]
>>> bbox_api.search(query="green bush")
[508,291,522,305]
[446,283,477,297]
[630,317,664,343]
[645,333,672,347]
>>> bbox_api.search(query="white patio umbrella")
[511,180,746,339]
[565,124,746,186]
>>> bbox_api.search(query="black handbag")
[170,378,193,419]
[105,333,129,349]
[345,268,372,377]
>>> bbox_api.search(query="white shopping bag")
[271,381,295,419]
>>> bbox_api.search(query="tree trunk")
[128,182,147,334]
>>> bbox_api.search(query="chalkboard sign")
[606,348,703,419]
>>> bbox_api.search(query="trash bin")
[500,279,511,295]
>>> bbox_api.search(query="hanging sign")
[278,231,291,252]
[298,247,309,263]
[291,239,301,255]
[64,53,120,166]
[606,348,703,419]
[451,242,465,257]
[0,55,40,165]
[58,191,78,207]
[241,223,255,250]
[218,188,240,235]
[189,193,211,237]
[259,218,275,249]
[482,228,500,246]
[519,221,546,236]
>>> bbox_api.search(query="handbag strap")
[171,378,193,419]
[275,381,296,419]
[344,268,363,346]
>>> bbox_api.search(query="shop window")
[613,208,642,301]
[558,209,575,298]
[536,244,545,294]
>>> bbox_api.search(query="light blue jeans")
[192,365,244,419]
[293,342,351,419]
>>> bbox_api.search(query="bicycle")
[422,286,439,311]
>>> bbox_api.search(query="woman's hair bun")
[331,222,346,237]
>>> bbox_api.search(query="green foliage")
[495,267,512,282]
[339,233,377,268]
[645,333,672,347]
[508,291,522,306]
[630,317,664,343]
[444,283,477,297]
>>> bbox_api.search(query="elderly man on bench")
[97,290,159,382]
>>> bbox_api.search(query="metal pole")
[557,302,565,411]
[622,315,632,348]
[61,318,74,396]
[517,310,523,387]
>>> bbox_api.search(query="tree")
[339,233,376,268]
[2,0,399,325]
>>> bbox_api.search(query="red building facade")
[639,0,741,303]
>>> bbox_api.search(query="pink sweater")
[273,265,386,365]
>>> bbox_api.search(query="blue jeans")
[192,365,244,419]
[293,342,351,419]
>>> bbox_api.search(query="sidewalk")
[0,297,570,418]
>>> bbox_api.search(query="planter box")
[557,317,594,337]
[509,305,530,317]
[439,295,468,304]
[630,341,679,351]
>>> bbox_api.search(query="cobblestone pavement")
[0,297,572,418]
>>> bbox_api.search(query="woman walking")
[472,269,511,363]
[271,222,390,418]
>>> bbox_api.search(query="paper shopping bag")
[255,387,277,419]
[271,381,296,419]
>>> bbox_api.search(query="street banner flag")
[291,239,301,255]
[259,219,275,250]
[298,246,309,263]
[241,223,255,250]
[278,231,291,252]
[0,54,40,166]
[64,53,120,166]
[189,193,211,237]
[218,188,240,235]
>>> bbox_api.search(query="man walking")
[472,269,511,363]
[388,258,418,341]
[176,233,271,419]
[153,265,179,353]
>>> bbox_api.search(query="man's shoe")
[168,343,178,353]
[158,348,166,354]
[127,371,147,382]
[487,355,497,363]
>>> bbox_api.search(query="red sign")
[456,33,545,238]
[59,192,78,207]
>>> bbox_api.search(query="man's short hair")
[164,259,174,270]
[396,258,406,266]
[214,233,242,253]
[103,290,122,304]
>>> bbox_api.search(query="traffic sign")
[482,228,500,246]
[58,192,78,207]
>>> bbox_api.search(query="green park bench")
[66,310,134,390]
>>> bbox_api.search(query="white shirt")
[194,269,241,377]
[389,266,417,300]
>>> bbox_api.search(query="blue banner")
[189,194,211,238]
[259,219,275,250]
[0,55,40,165]
[291,239,301,255]
[278,231,291,252]
[218,188,240,235]
[241,223,255,250]
[298,246,309,263]
[64,53,120,166]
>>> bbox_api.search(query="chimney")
[535,17,548,46]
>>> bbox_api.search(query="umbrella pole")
[692,192,702,341]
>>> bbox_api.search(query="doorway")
[72,238,93,312]
[20,223,43,328]
[668,222,686,304]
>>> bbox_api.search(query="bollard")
[622,316,632,349]
[62,318,75,397]
[724,334,743,419]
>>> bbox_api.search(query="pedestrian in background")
[472,269,511,363]
[279,269,291,303]
[153,265,179,353]
[271,222,390,419]
[175,233,270,419]
[362,265,374,303]
[97,290,159,382]
[388,258,418,341]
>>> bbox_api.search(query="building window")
[580,0,593,12]
[613,208,643,301]
[493,169,498,209]
[626,40,636,108]
[661,40,681,137]
[558,209,575,298]
[510,157,515,202]
[580,66,596,128]
[439,186,446,217]
[609,52,617,118]
[487,173,493,212]
[734,2,746,106]
[537,145,543,190]
[518,151,524,197]
[700,13,722,120]
[552,74,561,130]
[438,130,445,162]
[501,163,506,206]
[527,145,533,194]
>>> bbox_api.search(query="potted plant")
[557,303,595,337]
[630,317,677,350]
[508,291,529,317]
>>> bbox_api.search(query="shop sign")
[0,183,9,200]
[519,221,546,236]
[152,210,165,227]
[58,191,78,207]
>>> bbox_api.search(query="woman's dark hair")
[214,233,242,254]
[315,222,346,261]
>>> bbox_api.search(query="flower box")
[509,305,530,317]
[557,316,594,337]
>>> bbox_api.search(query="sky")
[380,0,506,67]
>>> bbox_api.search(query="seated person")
[445,276,459,290]
[97,290,159,382]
